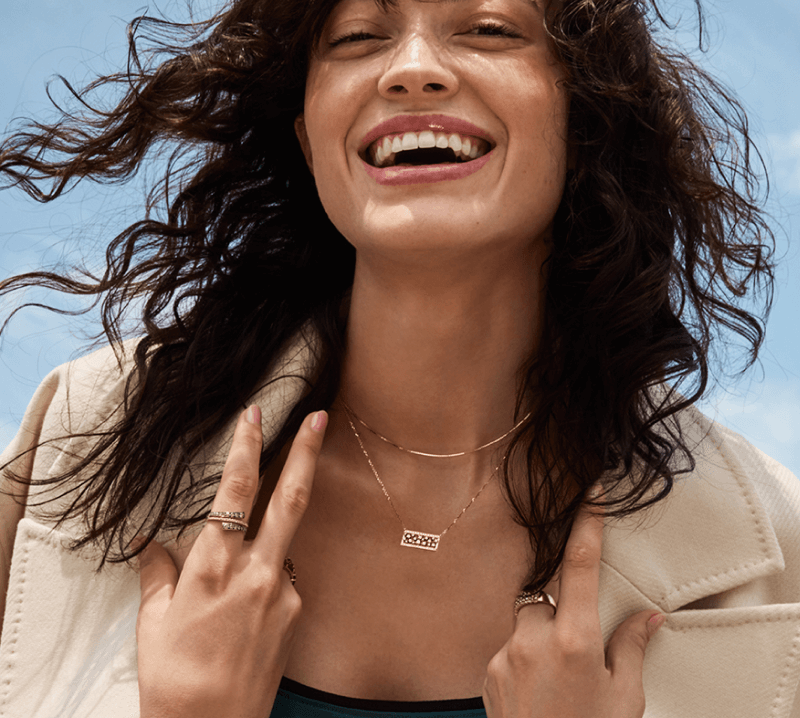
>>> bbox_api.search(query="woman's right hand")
[136,405,328,718]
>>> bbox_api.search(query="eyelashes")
[328,21,523,47]
[329,30,378,46]
[466,21,522,38]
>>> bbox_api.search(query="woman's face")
[295,0,569,261]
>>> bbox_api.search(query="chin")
[344,209,498,259]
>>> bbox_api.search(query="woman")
[1,0,798,715]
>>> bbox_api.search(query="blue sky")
[1,0,799,475]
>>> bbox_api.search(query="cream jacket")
[1,339,799,718]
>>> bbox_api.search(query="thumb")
[137,539,178,630]
[606,610,665,678]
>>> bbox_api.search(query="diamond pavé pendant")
[400,530,440,551]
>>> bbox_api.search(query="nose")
[377,33,458,99]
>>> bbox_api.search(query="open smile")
[358,115,497,185]
[358,114,497,183]
[362,130,493,169]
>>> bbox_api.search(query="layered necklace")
[342,400,531,551]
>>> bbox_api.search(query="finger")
[137,540,178,630]
[606,610,665,680]
[254,410,327,564]
[556,484,604,629]
[207,405,263,537]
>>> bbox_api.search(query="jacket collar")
[254,330,785,614]
[601,405,784,612]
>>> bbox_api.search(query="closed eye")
[329,30,379,46]
[329,21,522,47]
[465,21,522,38]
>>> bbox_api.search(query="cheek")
[476,55,568,165]
[304,65,370,177]
[517,74,568,158]
[302,81,359,227]
[491,91,568,243]
[306,124,357,230]
[501,75,569,212]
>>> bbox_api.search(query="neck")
[336,242,546,469]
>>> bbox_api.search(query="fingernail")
[647,612,665,633]
[311,410,328,433]
[246,405,261,425]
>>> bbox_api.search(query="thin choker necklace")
[340,399,531,459]
[344,405,505,551]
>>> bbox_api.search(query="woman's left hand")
[482,491,665,718]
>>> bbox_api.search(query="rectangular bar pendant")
[401,530,440,551]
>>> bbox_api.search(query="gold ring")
[514,590,557,617]
[207,511,248,532]
[283,557,297,585]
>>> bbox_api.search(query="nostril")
[388,85,408,94]
[424,83,446,92]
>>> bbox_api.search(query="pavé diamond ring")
[514,590,558,617]
[207,511,248,532]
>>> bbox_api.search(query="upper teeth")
[369,131,490,168]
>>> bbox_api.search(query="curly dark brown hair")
[0,0,775,593]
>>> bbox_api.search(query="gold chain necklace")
[344,407,505,551]
[342,399,531,458]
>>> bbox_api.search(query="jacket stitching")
[0,534,29,715]
[771,622,800,718]
[667,611,800,630]
[660,422,776,606]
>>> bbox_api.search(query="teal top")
[272,677,487,718]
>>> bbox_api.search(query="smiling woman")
[298,0,567,250]
[0,0,798,717]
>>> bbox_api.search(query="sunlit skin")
[294,0,570,500]
[138,1,664,712]
[274,0,570,696]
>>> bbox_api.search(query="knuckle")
[194,567,225,593]
[192,553,232,589]
[629,629,650,655]
[223,470,257,503]
[253,568,302,620]
[618,685,646,717]
[284,589,303,620]
[504,633,536,669]
[279,482,311,516]
[296,435,323,463]
[554,627,594,660]
[563,541,596,571]
[485,650,508,680]
[253,566,283,600]
[241,428,264,452]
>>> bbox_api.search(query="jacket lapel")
[601,407,784,614]
[599,407,800,717]
[252,335,800,716]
